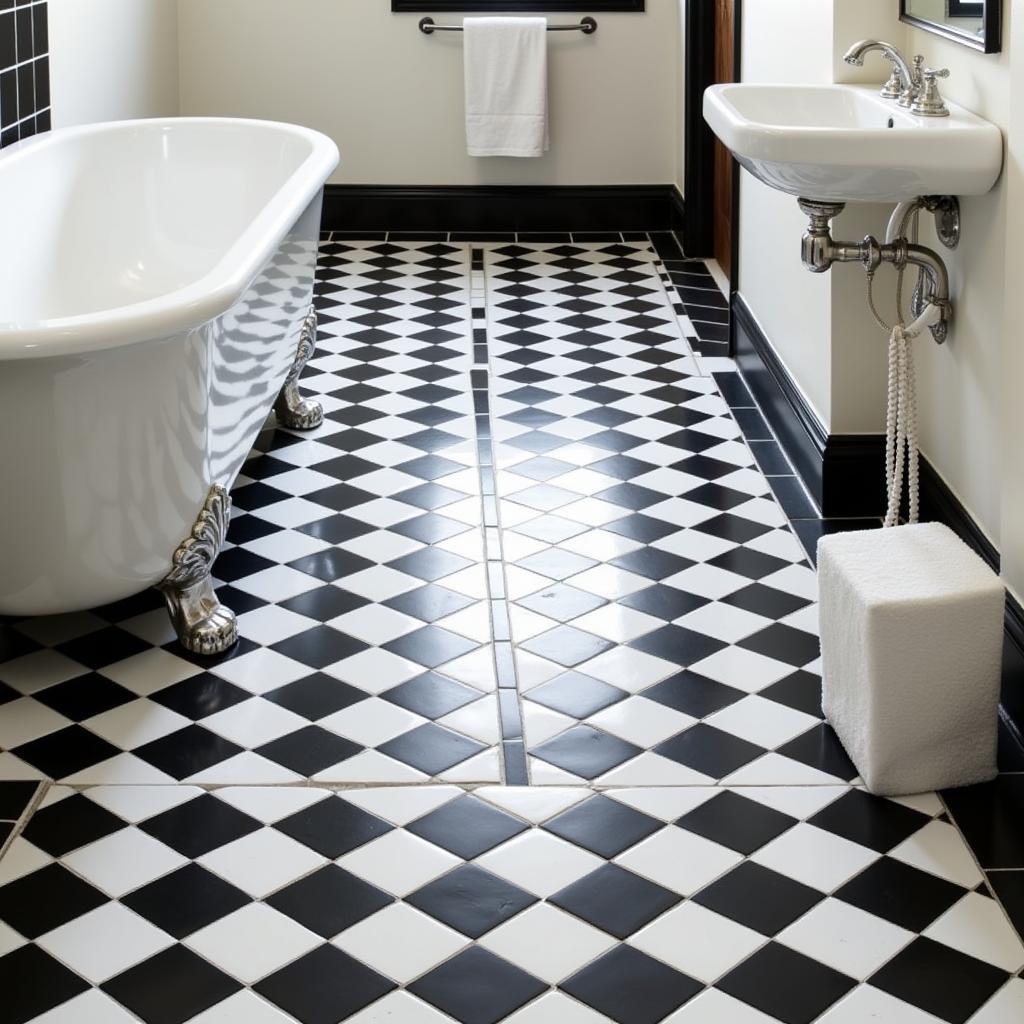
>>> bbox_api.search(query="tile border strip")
[469,247,529,784]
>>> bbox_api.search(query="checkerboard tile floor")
[2,235,1023,1023]
[482,243,826,786]
[2,785,1022,1024]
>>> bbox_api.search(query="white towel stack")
[464,17,549,158]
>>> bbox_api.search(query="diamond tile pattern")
[1,235,1021,1024]
[0,242,498,788]
[1,784,1018,1023]
[479,244,825,786]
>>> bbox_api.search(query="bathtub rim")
[0,116,339,361]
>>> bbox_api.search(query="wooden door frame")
[683,0,742,340]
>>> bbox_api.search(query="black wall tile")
[0,0,49,147]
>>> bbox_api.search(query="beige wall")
[48,0,179,128]
[176,0,680,187]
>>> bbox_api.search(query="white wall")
[177,0,680,187]
[737,0,904,431]
[999,4,1024,592]
[738,0,836,424]
[48,0,179,128]
[900,13,1010,563]
[737,0,1022,599]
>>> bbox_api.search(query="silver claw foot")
[274,306,323,430]
[158,484,238,656]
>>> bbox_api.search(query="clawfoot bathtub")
[0,118,339,654]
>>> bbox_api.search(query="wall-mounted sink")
[703,84,1002,203]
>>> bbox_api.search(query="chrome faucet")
[843,40,950,117]
[843,39,918,107]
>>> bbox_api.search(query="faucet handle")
[912,67,951,117]
[896,55,926,107]
[879,63,905,100]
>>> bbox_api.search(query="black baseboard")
[670,186,686,236]
[733,290,1024,739]
[321,184,683,234]
[733,294,886,516]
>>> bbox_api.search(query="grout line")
[0,780,49,861]
[937,789,1024,950]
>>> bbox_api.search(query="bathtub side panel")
[0,331,211,614]
[0,193,324,617]
[208,194,323,487]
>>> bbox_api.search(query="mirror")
[901,1,1002,53]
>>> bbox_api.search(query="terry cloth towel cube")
[818,522,1004,795]
[464,17,549,158]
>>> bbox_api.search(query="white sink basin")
[703,84,1003,202]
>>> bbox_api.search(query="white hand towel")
[464,17,548,158]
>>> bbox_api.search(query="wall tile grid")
[0,0,48,149]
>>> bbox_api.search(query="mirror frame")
[900,0,1002,54]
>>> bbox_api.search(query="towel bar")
[419,16,597,34]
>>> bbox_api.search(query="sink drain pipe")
[797,197,959,522]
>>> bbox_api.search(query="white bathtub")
[0,118,339,651]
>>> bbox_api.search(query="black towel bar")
[419,16,597,34]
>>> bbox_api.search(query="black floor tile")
[834,857,965,931]
[807,789,932,853]
[717,942,856,1024]
[406,794,528,859]
[275,795,392,859]
[12,725,122,779]
[407,864,537,939]
[654,724,765,778]
[134,790,256,856]
[383,671,482,719]
[34,673,136,722]
[377,723,486,776]
[520,626,614,668]
[266,865,394,939]
[102,945,243,1024]
[271,625,367,669]
[532,725,642,779]
[550,863,681,940]
[118,853,247,935]
[723,583,811,620]
[0,944,91,1024]
[692,861,823,936]
[643,670,745,719]
[384,625,478,668]
[775,724,858,781]
[758,671,823,717]
[630,625,726,666]
[942,775,1024,869]
[561,944,702,1024]
[264,673,368,720]
[987,870,1024,940]
[544,794,663,859]
[256,726,362,776]
[526,672,627,719]
[410,946,548,1024]
[0,864,108,938]
[0,781,38,821]
[21,793,124,856]
[677,791,798,856]
[254,945,396,1024]
[739,623,821,667]
[869,937,1009,1024]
